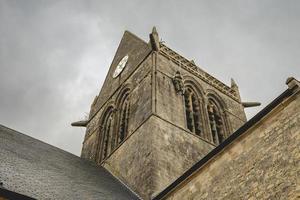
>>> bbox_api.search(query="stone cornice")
[159,44,239,102]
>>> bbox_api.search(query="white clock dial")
[113,55,129,78]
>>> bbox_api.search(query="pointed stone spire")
[149,26,160,51]
[230,78,241,101]
[231,78,238,89]
[152,26,158,37]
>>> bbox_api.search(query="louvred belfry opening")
[207,100,226,144]
[184,87,202,136]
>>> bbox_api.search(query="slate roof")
[0,125,140,200]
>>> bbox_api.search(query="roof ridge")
[0,124,80,158]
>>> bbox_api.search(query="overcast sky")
[0,0,299,155]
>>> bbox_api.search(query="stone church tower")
[78,28,249,199]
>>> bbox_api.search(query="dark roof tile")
[0,125,140,200]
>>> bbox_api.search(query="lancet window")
[184,87,203,136]
[207,99,226,144]
[100,106,115,161]
[118,92,131,144]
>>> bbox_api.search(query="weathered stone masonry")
[80,28,249,199]
[162,87,300,200]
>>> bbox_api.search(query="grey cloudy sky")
[0,0,299,155]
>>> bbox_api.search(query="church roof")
[0,125,140,200]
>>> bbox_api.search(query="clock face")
[113,55,129,78]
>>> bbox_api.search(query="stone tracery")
[99,106,116,161]
[179,76,228,144]
[117,91,131,144]
[207,97,227,144]
[184,87,203,136]
[96,88,132,163]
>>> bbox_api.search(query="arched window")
[184,87,203,136]
[115,88,131,145]
[207,99,226,144]
[118,93,130,144]
[100,106,115,161]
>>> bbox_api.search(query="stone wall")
[164,92,300,200]
[81,54,153,161]
[89,31,151,117]
[155,53,246,140]
[103,115,214,200]
[81,30,250,200]
[150,115,214,198]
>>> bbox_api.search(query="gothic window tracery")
[99,106,115,161]
[184,87,203,136]
[207,99,226,144]
[118,92,131,144]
